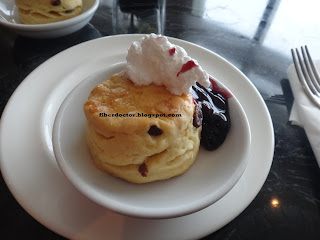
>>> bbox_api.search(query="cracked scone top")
[15,0,83,24]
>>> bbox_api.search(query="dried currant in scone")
[51,0,61,6]
[138,163,148,177]
[148,125,163,136]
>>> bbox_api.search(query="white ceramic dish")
[0,35,274,239]
[0,0,99,38]
[52,62,251,219]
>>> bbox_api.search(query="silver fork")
[291,46,320,108]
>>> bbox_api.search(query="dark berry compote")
[191,78,231,151]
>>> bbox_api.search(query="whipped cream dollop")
[124,34,210,95]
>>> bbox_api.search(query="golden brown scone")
[91,133,200,184]
[15,0,83,24]
[84,73,201,183]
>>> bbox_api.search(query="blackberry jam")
[191,78,231,151]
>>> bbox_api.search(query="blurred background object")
[112,0,166,34]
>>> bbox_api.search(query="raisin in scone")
[15,0,83,24]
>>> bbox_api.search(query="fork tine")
[304,45,320,92]
[291,49,304,84]
[300,46,320,96]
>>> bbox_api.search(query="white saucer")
[0,34,274,240]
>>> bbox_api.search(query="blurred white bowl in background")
[0,0,99,38]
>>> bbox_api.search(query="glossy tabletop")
[1,0,320,239]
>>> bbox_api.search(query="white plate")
[52,62,251,219]
[0,0,99,38]
[0,34,274,240]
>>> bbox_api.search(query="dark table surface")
[1,0,320,239]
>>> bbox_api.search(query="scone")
[15,0,83,24]
[84,73,201,184]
